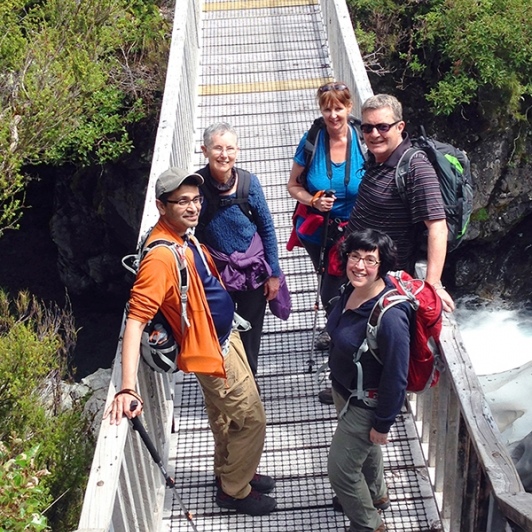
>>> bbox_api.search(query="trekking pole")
[129,401,199,532]
[307,189,335,373]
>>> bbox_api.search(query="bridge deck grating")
[162,1,441,530]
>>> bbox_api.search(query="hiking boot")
[215,473,275,494]
[333,494,390,512]
[318,387,334,405]
[216,487,277,516]
[314,329,331,351]
[332,495,343,512]
[373,495,390,511]
[250,473,276,493]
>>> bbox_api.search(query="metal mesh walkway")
[162,1,441,530]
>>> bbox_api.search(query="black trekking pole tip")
[128,402,199,531]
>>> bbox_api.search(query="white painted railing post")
[76,0,201,528]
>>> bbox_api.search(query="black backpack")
[196,166,253,237]
[395,127,474,252]
[121,232,189,373]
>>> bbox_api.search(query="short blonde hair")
[362,94,403,122]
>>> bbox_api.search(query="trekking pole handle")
[129,401,162,465]
[324,189,335,198]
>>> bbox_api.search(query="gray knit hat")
[155,168,204,199]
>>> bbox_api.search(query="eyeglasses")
[360,121,400,134]
[209,145,237,156]
[165,195,204,208]
[318,83,348,93]
[347,252,380,267]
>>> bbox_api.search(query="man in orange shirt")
[107,168,276,516]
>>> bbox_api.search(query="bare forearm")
[425,219,455,312]
[287,163,314,205]
[105,317,146,424]
[121,318,146,389]
[425,220,447,285]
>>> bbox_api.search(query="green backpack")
[395,126,474,252]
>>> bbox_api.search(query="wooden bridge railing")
[411,310,532,531]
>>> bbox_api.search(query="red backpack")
[366,270,443,392]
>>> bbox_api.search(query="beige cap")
[155,168,204,199]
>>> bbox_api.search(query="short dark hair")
[340,229,397,278]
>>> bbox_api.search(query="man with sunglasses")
[347,94,455,312]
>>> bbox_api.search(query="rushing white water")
[454,297,532,445]
[454,297,532,375]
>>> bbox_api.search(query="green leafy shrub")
[0,0,169,234]
[0,290,94,531]
[418,0,532,119]
[347,0,532,121]
[0,443,51,532]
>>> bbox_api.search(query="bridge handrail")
[76,0,199,529]
[412,312,532,531]
[77,342,174,531]
[139,0,201,238]
[319,0,373,118]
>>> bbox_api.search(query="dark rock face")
[50,157,148,301]
[446,127,532,305]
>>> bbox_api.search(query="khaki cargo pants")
[196,331,266,499]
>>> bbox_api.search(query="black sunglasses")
[318,83,348,93]
[360,120,401,134]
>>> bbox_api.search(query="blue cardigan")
[199,167,281,278]
[327,277,412,434]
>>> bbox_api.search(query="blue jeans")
[328,389,386,532]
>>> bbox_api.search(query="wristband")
[310,190,324,208]
[115,388,144,405]
[432,282,445,290]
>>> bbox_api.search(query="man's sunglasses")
[360,120,401,134]
[318,83,348,93]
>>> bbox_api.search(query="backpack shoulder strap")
[348,115,366,161]
[298,117,325,187]
[197,167,254,229]
[365,288,410,363]
[196,166,219,233]
[365,271,419,357]
[121,226,157,274]
[395,147,423,204]
[143,239,190,331]
[344,285,408,411]
[234,168,253,221]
